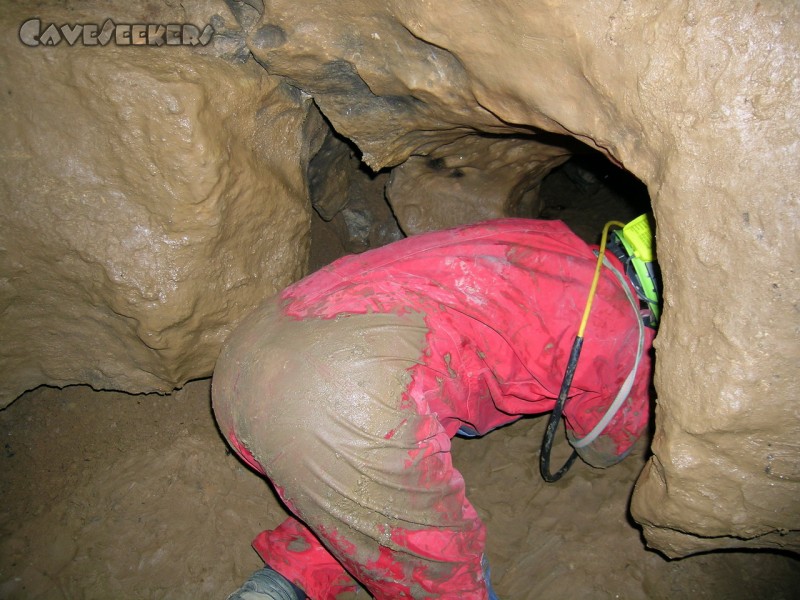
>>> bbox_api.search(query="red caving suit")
[212,218,655,599]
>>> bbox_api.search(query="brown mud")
[1,381,798,599]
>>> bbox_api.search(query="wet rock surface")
[386,134,569,235]
[307,124,403,257]
[1,0,798,568]
[0,2,317,406]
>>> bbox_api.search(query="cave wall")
[1,0,797,559]
[242,0,800,555]
[0,2,321,405]
[386,135,569,235]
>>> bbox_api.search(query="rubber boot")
[226,565,306,600]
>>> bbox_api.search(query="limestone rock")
[2,0,798,559]
[335,170,403,253]
[245,2,527,169]
[308,128,356,222]
[307,126,404,256]
[0,2,318,406]
[247,0,800,555]
[386,134,569,234]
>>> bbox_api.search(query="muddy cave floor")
[2,161,799,599]
[2,384,799,600]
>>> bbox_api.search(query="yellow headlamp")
[608,214,661,328]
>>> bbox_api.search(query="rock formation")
[386,134,569,235]
[2,0,797,561]
[307,127,403,255]
[0,2,320,405]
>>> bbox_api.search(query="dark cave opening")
[307,126,654,271]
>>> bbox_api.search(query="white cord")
[571,257,645,449]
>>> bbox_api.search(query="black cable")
[539,336,583,482]
[540,221,628,482]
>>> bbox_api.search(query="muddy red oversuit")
[213,218,655,600]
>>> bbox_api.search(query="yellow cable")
[577,220,626,337]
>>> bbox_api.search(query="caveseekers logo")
[19,18,214,47]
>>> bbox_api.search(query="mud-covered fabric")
[212,218,655,599]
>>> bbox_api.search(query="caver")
[213,217,660,600]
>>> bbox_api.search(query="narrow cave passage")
[538,150,652,243]
[1,0,797,593]
[306,124,654,269]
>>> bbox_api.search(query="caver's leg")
[213,302,493,599]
